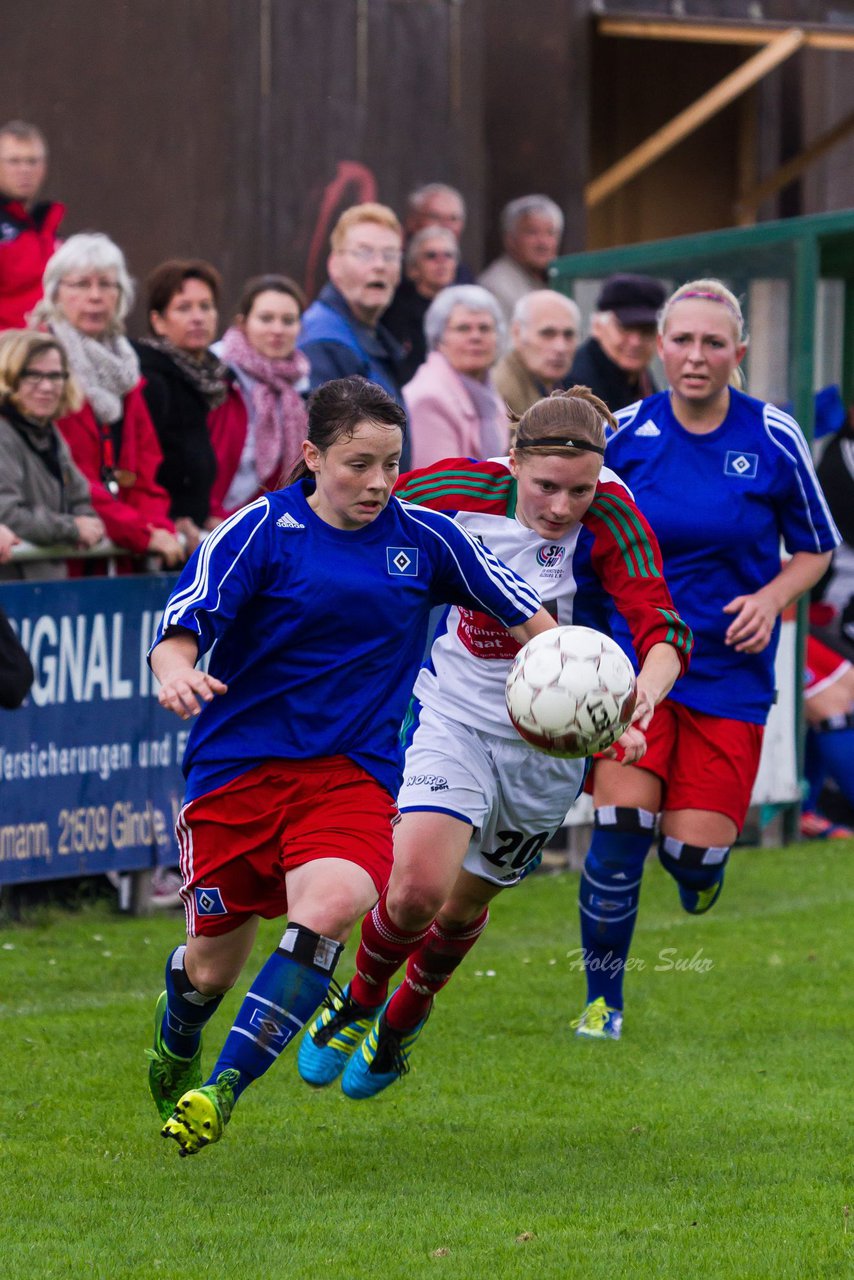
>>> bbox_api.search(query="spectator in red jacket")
[134,259,247,551]
[32,233,183,567]
[0,121,64,331]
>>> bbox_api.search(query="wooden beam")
[598,17,854,54]
[585,27,806,210]
[736,107,854,220]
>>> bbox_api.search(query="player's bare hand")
[600,723,647,764]
[629,684,656,733]
[723,592,776,653]
[157,670,228,719]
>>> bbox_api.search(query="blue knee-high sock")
[207,923,343,1102]
[161,944,223,1059]
[578,807,655,1010]
[809,724,854,806]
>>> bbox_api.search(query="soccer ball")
[505,625,637,758]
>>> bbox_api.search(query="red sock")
[386,907,490,1030]
[349,891,430,1008]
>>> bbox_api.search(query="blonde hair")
[330,203,402,252]
[512,386,615,455]
[659,278,747,389]
[0,329,83,416]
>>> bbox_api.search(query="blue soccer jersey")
[151,480,541,801]
[605,389,840,723]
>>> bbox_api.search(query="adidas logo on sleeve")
[276,512,305,530]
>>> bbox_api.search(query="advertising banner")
[0,575,185,885]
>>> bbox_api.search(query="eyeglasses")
[342,247,402,265]
[59,277,121,293]
[446,322,496,336]
[422,250,458,262]
[19,370,69,386]
[535,327,577,340]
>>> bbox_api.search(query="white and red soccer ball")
[505,625,637,758]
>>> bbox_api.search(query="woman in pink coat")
[404,284,508,469]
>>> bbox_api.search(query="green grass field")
[1,841,851,1280]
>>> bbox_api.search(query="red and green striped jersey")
[396,457,692,737]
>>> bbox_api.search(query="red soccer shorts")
[176,757,397,937]
[594,699,764,831]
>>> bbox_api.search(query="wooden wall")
[1,0,485,330]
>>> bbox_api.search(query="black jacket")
[567,337,657,414]
[133,341,218,526]
[0,606,34,709]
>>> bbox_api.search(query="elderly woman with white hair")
[404,284,507,470]
[31,233,183,566]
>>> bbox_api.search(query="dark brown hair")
[513,386,616,456]
[284,376,406,485]
[145,258,222,323]
[236,273,306,321]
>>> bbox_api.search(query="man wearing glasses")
[0,121,64,331]
[298,203,410,466]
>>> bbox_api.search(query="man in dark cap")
[567,273,666,412]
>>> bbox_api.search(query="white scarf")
[50,317,140,423]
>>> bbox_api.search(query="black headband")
[515,435,605,456]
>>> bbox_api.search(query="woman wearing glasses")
[0,328,104,579]
[32,233,183,568]
[403,284,507,469]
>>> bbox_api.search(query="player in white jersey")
[298,388,692,1098]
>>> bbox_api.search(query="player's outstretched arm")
[508,606,558,646]
[633,641,683,730]
[151,630,228,721]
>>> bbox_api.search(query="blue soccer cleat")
[572,996,623,1041]
[341,995,429,1100]
[297,982,378,1087]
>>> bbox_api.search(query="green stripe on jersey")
[399,471,513,508]
[589,494,660,579]
[657,608,692,653]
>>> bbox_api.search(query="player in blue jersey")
[145,376,555,1155]
[573,278,840,1039]
[296,388,691,1099]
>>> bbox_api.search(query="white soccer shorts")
[398,703,585,886]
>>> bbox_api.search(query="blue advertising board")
[0,574,186,885]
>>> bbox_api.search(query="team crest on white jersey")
[387,547,419,576]
[536,544,566,581]
[636,420,661,437]
[276,512,305,529]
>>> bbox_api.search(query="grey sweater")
[0,407,95,580]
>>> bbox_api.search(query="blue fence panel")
[0,574,185,885]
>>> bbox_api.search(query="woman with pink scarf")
[211,275,310,515]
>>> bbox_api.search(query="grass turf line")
[0,841,851,1279]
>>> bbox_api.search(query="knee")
[297,891,365,942]
[185,958,238,998]
[386,878,444,931]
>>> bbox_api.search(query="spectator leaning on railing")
[32,233,183,568]
[0,329,104,580]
